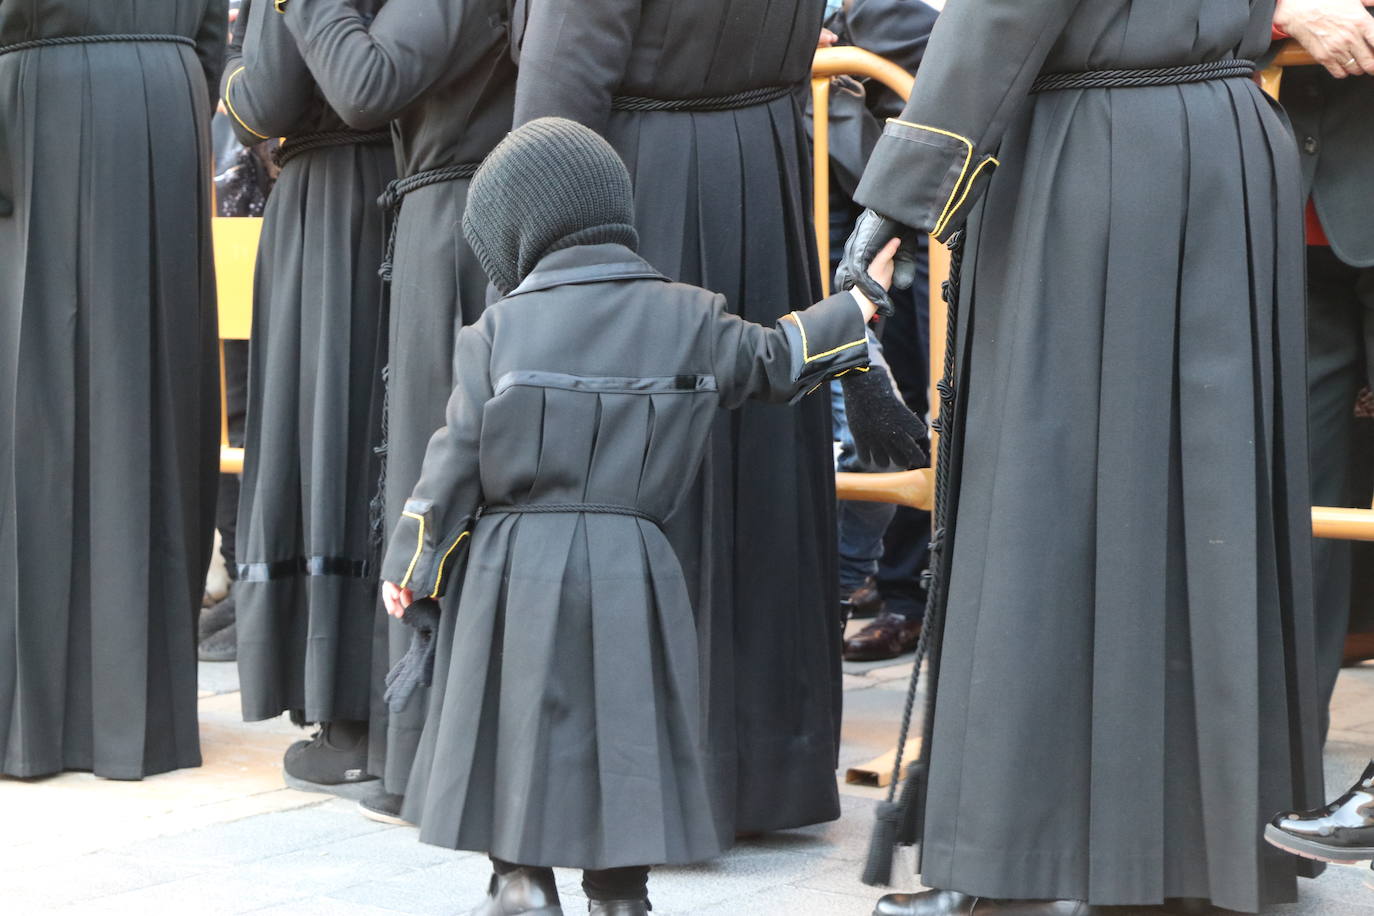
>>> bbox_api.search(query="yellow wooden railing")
[212,216,259,475]
[815,41,1374,541]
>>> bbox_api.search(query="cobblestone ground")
[5,622,1374,915]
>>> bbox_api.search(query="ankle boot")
[471,866,563,916]
[588,901,650,915]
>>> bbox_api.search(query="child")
[379,117,900,916]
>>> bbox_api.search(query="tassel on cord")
[861,230,966,887]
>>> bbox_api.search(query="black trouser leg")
[581,866,650,902]
[1305,248,1372,721]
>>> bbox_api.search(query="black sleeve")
[853,0,1081,240]
[511,0,642,132]
[195,0,231,108]
[282,0,506,130]
[220,0,315,143]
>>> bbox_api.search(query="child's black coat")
[381,242,867,869]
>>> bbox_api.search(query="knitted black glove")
[835,209,920,318]
[841,365,929,470]
[383,598,441,713]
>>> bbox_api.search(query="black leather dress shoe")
[873,891,1095,916]
[1266,759,1374,863]
[472,866,563,915]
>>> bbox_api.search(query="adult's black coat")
[852,1,1323,911]
[280,0,515,793]
[0,0,226,778]
[221,0,395,725]
[384,243,870,868]
[511,0,842,836]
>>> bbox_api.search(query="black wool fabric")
[463,118,639,294]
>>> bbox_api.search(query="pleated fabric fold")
[1,39,216,779]
[917,76,1321,914]
[234,141,395,724]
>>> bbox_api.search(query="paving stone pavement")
[5,641,1374,914]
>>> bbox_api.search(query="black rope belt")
[0,33,194,57]
[482,503,664,528]
[377,162,480,282]
[612,83,793,112]
[1030,58,1255,93]
[273,128,391,169]
[237,555,371,583]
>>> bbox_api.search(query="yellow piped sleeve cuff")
[380,498,473,600]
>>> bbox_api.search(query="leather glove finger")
[835,209,904,317]
[890,235,919,292]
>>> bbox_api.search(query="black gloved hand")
[835,209,920,317]
[383,598,441,713]
[840,365,930,470]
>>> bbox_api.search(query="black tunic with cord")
[852,0,1323,910]
[511,0,844,837]
[221,0,396,726]
[0,0,226,779]
[279,0,515,794]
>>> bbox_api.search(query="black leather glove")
[840,365,929,470]
[383,598,441,712]
[834,209,920,317]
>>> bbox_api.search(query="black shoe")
[471,867,563,916]
[198,621,237,662]
[873,893,1094,916]
[358,792,410,826]
[844,612,922,662]
[588,901,649,915]
[282,720,376,793]
[1266,760,1374,863]
[198,591,236,642]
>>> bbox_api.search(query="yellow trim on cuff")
[885,118,974,237]
[398,510,427,589]
[792,311,868,364]
[429,530,471,599]
[934,155,1000,238]
[224,67,271,140]
[274,0,289,12]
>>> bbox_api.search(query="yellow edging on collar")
[886,118,973,238]
[398,511,426,589]
[429,530,470,599]
[935,155,999,238]
[792,311,867,363]
[224,66,270,140]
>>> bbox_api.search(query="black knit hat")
[463,117,639,295]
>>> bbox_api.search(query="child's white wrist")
[849,287,878,323]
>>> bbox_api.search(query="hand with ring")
[1274,0,1374,78]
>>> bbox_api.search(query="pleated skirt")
[605,92,843,836]
[917,79,1323,913]
[370,178,490,793]
[404,515,723,869]
[234,142,395,724]
[0,42,217,778]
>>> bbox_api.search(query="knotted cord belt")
[863,231,966,886]
[376,163,480,282]
[0,33,194,57]
[611,83,793,112]
[1030,58,1256,93]
[482,503,664,528]
[272,128,391,170]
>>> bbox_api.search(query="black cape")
[853,1,1323,911]
[221,0,396,725]
[281,0,516,792]
[0,0,226,778]
[384,243,869,867]
[511,0,843,836]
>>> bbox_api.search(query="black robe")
[221,0,395,725]
[0,0,226,778]
[385,243,869,867]
[511,0,842,836]
[853,1,1323,910]
[280,0,515,793]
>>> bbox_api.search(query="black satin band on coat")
[236,555,373,582]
